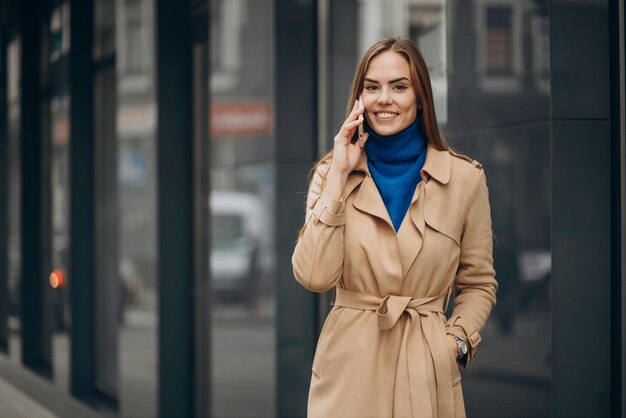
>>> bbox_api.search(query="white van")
[210,191,265,306]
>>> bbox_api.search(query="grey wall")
[550,1,614,416]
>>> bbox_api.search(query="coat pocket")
[439,316,462,387]
[311,307,344,379]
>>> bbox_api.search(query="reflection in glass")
[485,6,513,74]
[211,191,265,308]
[7,36,22,365]
[115,0,158,416]
[94,58,119,405]
[49,92,71,391]
[42,1,72,391]
[209,0,276,416]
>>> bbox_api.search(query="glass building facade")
[0,0,624,417]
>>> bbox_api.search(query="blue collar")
[364,113,427,232]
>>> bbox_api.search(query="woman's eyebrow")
[364,77,410,84]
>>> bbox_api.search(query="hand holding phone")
[333,99,367,175]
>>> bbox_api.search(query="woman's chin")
[371,125,401,136]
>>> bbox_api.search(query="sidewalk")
[0,355,102,418]
[0,376,58,418]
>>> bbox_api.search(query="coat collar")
[421,143,450,184]
[347,142,451,232]
[352,142,450,185]
[349,152,388,227]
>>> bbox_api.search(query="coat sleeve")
[291,163,346,293]
[445,168,498,369]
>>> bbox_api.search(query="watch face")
[460,341,468,355]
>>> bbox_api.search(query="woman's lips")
[373,112,399,121]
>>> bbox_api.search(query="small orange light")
[49,272,59,288]
[49,268,65,288]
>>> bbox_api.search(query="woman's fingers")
[338,123,354,140]
[339,118,365,144]
[349,102,365,120]
[343,101,364,128]
[335,100,366,145]
[346,100,358,121]
[344,117,364,131]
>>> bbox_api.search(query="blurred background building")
[0,0,623,417]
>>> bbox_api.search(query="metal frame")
[620,0,626,413]
[156,0,197,415]
[0,22,8,355]
[610,0,625,415]
[69,0,96,404]
[192,29,211,418]
[20,0,50,378]
[190,1,211,416]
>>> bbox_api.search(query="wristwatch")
[448,334,468,359]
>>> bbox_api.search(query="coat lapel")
[350,151,395,230]
[400,144,452,276]
[397,185,424,276]
[344,170,366,200]
[352,176,394,229]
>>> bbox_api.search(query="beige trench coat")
[292,143,498,418]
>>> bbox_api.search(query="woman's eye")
[364,85,378,91]
[394,85,408,91]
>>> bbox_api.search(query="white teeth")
[376,112,397,118]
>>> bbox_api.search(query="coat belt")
[334,287,456,418]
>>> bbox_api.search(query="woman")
[292,38,498,418]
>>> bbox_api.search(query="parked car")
[210,191,265,307]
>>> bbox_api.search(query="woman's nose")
[377,89,392,105]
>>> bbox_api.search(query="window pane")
[40,1,72,392]
[486,7,513,74]
[115,0,158,415]
[7,36,22,365]
[209,0,276,416]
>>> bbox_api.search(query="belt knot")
[376,295,414,330]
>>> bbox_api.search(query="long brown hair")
[314,37,447,170]
[298,38,447,238]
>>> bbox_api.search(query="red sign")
[211,102,273,139]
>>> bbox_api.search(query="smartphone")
[357,97,364,146]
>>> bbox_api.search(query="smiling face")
[361,51,418,136]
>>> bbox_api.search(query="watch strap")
[447,333,467,359]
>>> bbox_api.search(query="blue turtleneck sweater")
[364,113,427,232]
